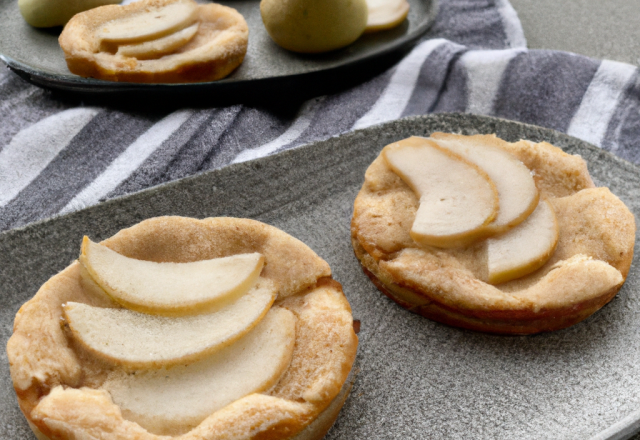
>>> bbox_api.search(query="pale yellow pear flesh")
[260,0,368,53]
[97,1,198,44]
[487,199,559,284]
[117,23,199,60]
[63,278,277,368]
[364,0,410,33]
[101,307,296,436]
[79,237,264,315]
[18,0,120,28]
[430,133,539,234]
[383,137,499,248]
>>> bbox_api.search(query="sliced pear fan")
[365,0,410,33]
[63,278,277,368]
[383,136,499,248]
[117,23,199,59]
[102,307,296,435]
[487,199,559,285]
[79,237,265,315]
[430,133,539,234]
[97,1,198,44]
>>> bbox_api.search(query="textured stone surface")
[1,113,639,439]
[511,0,640,66]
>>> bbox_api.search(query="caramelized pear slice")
[383,136,499,248]
[487,199,559,284]
[430,133,539,234]
[79,237,264,315]
[97,0,198,44]
[64,278,277,368]
[102,307,296,435]
[365,0,410,33]
[117,23,199,60]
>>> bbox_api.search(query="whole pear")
[19,0,120,28]
[260,0,368,53]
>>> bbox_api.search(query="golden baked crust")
[8,217,358,439]
[351,134,635,334]
[59,0,248,83]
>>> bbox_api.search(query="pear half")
[64,279,277,368]
[117,23,199,60]
[79,237,264,315]
[101,307,296,436]
[383,137,499,248]
[430,133,539,234]
[19,0,120,28]
[97,0,198,44]
[365,0,410,33]
[260,0,368,53]
[487,199,559,284]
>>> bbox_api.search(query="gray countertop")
[510,0,640,66]
[512,3,640,439]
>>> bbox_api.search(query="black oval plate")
[0,0,437,97]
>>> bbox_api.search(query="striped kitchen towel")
[0,0,638,232]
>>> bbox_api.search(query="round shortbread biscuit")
[351,134,635,335]
[59,0,248,83]
[8,217,358,439]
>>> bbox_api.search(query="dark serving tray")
[0,0,437,98]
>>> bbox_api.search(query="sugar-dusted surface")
[2,113,640,439]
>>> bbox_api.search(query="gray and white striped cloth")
[1,0,639,232]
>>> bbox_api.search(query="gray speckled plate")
[0,0,436,95]
[2,113,640,440]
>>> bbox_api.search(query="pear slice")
[64,278,277,368]
[430,133,539,234]
[365,0,410,33]
[101,307,296,435]
[117,23,199,60]
[487,199,559,284]
[383,136,499,248]
[79,237,264,315]
[97,1,198,44]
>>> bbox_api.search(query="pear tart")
[351,134,635,334]
[58,0,248,83]
[8,217,358,439]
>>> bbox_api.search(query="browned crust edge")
[64,49,246,83]
[360,263,621,335]
[23,376,354,440]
